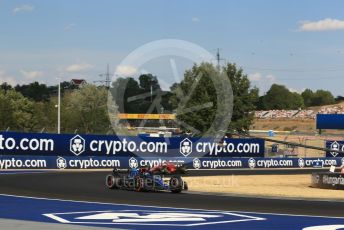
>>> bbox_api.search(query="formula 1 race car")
[105,163,188,193]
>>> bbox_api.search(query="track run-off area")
[0,170,344,229]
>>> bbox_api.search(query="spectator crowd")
[255,105,344,119]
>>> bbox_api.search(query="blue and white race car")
[105,163,188,193]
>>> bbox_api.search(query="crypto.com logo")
[248,158,256,169]
[193,158,201,169]
[180,138,192,157]
[298,158,305,168]
[330,141,340,157]
[107,39,233,162]
[56,157,67,169]
[129,157,138,169]
[70,135,85,156]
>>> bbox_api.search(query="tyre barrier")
[311,173,344,190]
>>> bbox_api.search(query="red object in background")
[149,162,177,173]
[166,162,177,173]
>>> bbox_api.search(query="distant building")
[70,79,87,87]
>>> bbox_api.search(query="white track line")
[0,193,344,220]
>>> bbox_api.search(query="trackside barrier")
[0,156,343,170]
[0,132,342,170]
[326,140,344,157]
[0,132,264,157]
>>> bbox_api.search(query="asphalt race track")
[0,170,343,217]
[0,170,344,217]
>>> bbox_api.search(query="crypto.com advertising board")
[325,140,344,157]
[0,156,343,170]
[0,132,264,158]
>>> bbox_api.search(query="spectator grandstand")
[255,104,344,119]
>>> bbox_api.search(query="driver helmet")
[129,168,139,177]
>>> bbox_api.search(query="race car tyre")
[176,166,187,174]
[106,174,116,189]
[183,181,188,191]
[134,176,145,192]
[106,174,121,189]
[169,176,183,193]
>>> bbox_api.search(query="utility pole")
[95,64,111,88]
[57,79,61,134]
[215,48,225,70]
[150,85,153,102]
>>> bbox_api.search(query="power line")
[243,66,344,73]
[276,76,344,81]
[94,64,112,88]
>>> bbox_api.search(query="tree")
[224,63,259,133]
[291,92,304,109]
[335,95,344,103]
[15,82,50,102]
[170,62,255,135]
[60,81,78,91]
[170,63,220,135]
[32,101,53,132]
[160,91,174,113]
[0,89,14,130]
[256,96,266,110]
[111,77,142,113]
[262,84,304,109]
[137,74,162,113]
[64,85,110,134]
[111,75,166,114]
[0,89,38,131]
[263,84,291,109]
[0,82,12,92]
[312,90,335,106]
[139,74,160,92]
[301,88,334,107]
[301,89,314,107]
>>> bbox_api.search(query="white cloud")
[20,70,43,80]
[0,70,17,86]
[115,65,138,77]
[289,87,305,93]
[13,4,35,14]
[64,23,77,31]
[192,17,200,22]
[288,88,298,93]
[65,63,94,72]
[248,72,262,81]
[248,73,277,95]
[248,73,276,82]
[266,74,276,82]
[299,18,344,31]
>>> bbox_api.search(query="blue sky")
[1,0,344,95]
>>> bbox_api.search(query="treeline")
[0,83,110,134]
[256,84,339,110]
[110,74,174,114]
[0,74,174,134]
[0,81,79,102]
[0,62,342,135]
[111,63,258,134]
[0,63,258,135]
